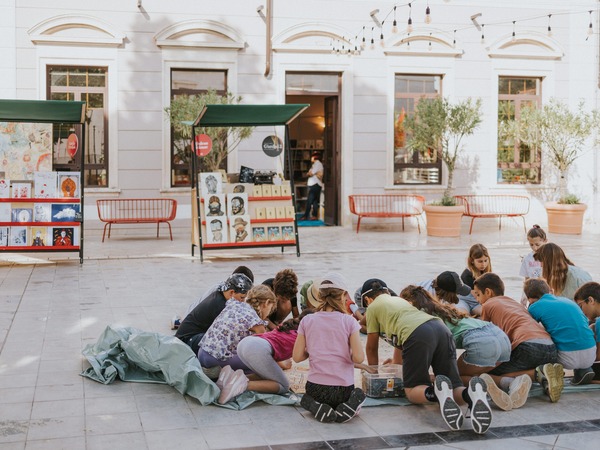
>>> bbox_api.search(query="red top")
[257,329,298,361]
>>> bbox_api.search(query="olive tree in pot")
[503,99,598,234]
[404,97,483,236]
[164,90,254,179]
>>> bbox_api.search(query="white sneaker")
[467,376,493,435]
[218,369,248,404]
[434,375,464,431]
[216,365,234,389]
[479,373,512,411]
[508,374,532,409]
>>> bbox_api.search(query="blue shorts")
[461,324,511,367]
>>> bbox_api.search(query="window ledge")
[161,187,193,195]
[84,188,121,197]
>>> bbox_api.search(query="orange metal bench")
[348,194,425,233]
[454,195,530,234]
[97,198,177,242]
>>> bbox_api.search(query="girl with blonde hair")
[293,273,366,423]
[534,243,592,300]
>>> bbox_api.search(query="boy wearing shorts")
[361,279,492,435]
[525,278,596,385]
[472,273,563,403]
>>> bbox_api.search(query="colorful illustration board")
[34,171,58,198]
[204,193,226,218]
[58,172,80,198]
[0,122,52,180]
[51,203,80,222]
[30,226,49,246]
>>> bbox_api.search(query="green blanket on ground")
[81,325,600,410]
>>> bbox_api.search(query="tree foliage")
[501,98,598,200]
[404,97,482,199]
[164,90,254,172]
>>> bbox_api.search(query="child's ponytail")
[527,224,547,241]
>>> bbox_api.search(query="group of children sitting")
[172,224,600,435]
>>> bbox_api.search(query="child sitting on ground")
[363,279,492,434]
[534,243,592,300]
[400,285,518,408]
[472,273,562,406]
[525,278,596,385]
[293,273,366,423]
[574,282,600,382]
[419,271,479,317]
[217,309,315,404]
[519,225,547,306]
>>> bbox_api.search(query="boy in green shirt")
[361,279,492,435]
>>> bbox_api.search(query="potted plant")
[504,99,598,234]
[164,90,253,174]
[404,97,483,236]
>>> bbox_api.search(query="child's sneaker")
[202,364,222,381]
[215,365,233,389]
[508,374,532,409]
[571,367,595,386]
[335,388,366,423]
[535,363,564,403]
[467,376,493,435]
[300,394,337,423]
[479,373,512,411]
[434,375,464,431]
[217,369,248,404]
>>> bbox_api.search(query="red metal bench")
[348,194,425,233]
[96,198,177,242]
[454,195,530,234]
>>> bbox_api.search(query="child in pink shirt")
[293,273,365,423]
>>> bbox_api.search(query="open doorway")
[285,72,341,225]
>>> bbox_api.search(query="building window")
[170,69,227,187]
[497,77,542,184]
[393,74,442,185]
[47,66,108,187]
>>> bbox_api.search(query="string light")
[547,14,552,37]
[361,26,366,50]
[512,21,516,42]
[453,30,456,48]
[425,2,432,25]
[392,6,398,33]
[407,3,413,33]
[370,26,375,50]
[588,10,594,36]
[481,24,485,43]
[428,33,432,51]
[380,28,385,47]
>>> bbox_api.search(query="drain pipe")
[264,0,272,77]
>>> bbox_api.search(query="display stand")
[190,104,309,262]
[0,100,86,263]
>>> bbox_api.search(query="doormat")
[296,213,325,227]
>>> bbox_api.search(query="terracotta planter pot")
[423,205,464,237]
[545,202,587,235]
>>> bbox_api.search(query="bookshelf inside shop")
[190,104,309,262]
[0,100,86,263]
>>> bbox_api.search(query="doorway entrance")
[285,72,341,226]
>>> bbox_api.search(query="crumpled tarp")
[81,325,219,405]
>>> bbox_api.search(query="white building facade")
[1,0,599,228]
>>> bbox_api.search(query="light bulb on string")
[370,27,375,50]
[361,26,366,50]
[380,32,385,47]
[425,4,431,25]
[407,3,413,33]
[512,21,516,42]
[547,14,552,37]
[481,24,485,44]
[453,30,456,48]
[588,10,594,37]
[392,6,398,33]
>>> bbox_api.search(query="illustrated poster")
[0,122,52,180]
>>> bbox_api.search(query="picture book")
[52,227,74,246]
[58,172,80,198]
[34,171,57,198]
[267,226,281,241]
[51,203,80,222]
[252,226,266,242]
[9,226,28,246]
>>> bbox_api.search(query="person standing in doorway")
[302,151,324,221]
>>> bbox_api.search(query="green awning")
[0,99,86,123]
[193,104,309,127]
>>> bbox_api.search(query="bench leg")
[102,223,109,242]
[469,217,476,235]
[356,216,362,234]
[401,216,405,231]
[521,216,527,234]
[107,223,112,239]
[156,222,160,239]
[416,216,421,234]
[167,222,173,241]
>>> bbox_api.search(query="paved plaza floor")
[1,217,600,449]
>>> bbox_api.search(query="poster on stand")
[230,215,251,243]
[0,122,52,179]
[206,217,227,244]
[34,171,57,198]
[227,193,248,217]
[57,172,80,198]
